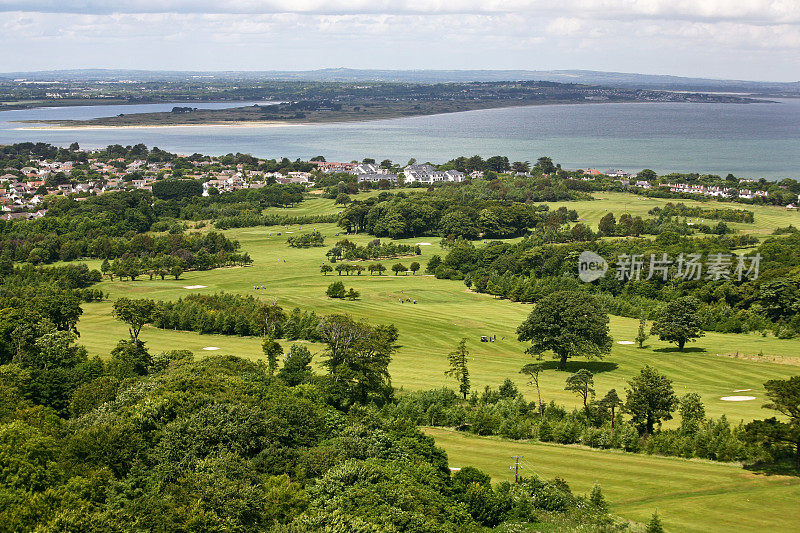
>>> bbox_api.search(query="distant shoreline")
[16,120,308,131]
[14,97,772,131]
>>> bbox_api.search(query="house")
[313,161,357,173]
[353,163,385,175]
[287,172,313,183]
[357,173,398,184]
[403,164,464,184]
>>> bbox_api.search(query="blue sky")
[1,1,798,81]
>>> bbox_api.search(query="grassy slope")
[425,428,800,533]
[77,193,800,424]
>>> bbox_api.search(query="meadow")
[425,427,800,533]
[76,192,800,424]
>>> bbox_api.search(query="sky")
[1,1,798,81]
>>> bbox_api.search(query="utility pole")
[510,455,523,484]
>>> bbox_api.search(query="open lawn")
[425,427,800,533]
[550,191,800,238]
[77,212,800,424]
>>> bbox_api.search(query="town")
[2,145,797,221]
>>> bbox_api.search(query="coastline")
[15,120,308,131]
[12,98,775,131]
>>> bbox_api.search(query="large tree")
[745,376,800,467]
[516,291,612,370]
[650,296,704,351]
[317,314,398,406]
[112,298,156,345]
[445,338,470,400]
[625,366,679,435]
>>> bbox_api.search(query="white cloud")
[1,0,798,24]
[0,1,798,78]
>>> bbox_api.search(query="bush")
[326,281,346,299]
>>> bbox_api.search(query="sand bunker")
[733,389,752,392]
[720,396,756,401]
[183,285,207,289]
[202,347,220,351]
[416,242,432,245]
[617,341,635,345]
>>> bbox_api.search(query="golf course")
[67,191,800,530]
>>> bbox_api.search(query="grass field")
[425,427,800,533]
[76,195,800,424]
[550,191,800,238]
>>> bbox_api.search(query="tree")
[645,511,664,533]
[262,336,283,377]
[588,484,606,510]
[564,369,594,413]
[650,296,704,351]
[317,314,397,406]
[534,156,556,174]
[260,300,286,337]
[112,298,156,345]
[521,361,545,415]
[320,264,333,276]
[599,389,623,428]
[170,265,184,280]
[277,344,313,386]
[635,315,649,348]
[745,376,800,467]
[108,339,152,377]
[445,338,470,400]
[409,262,420,275]
[374,263,386,275]
[426,255,441,274]
[598,213,616,236]
[101,259,111,279]
[152,179,203,200]
[335,193,350,205]
[679,393,706,435]
[391,263,407,276]
[326,281,346,299]
[345,288,360,300]
[637,168,658,181]
[517,291,612,371]
[625,366,679,435]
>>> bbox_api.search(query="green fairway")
[424,427,800,533]
[550,191,800,238]
[76,213,800,424]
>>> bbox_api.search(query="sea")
[1,98,798,179]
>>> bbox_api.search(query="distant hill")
[2,68,798,94]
